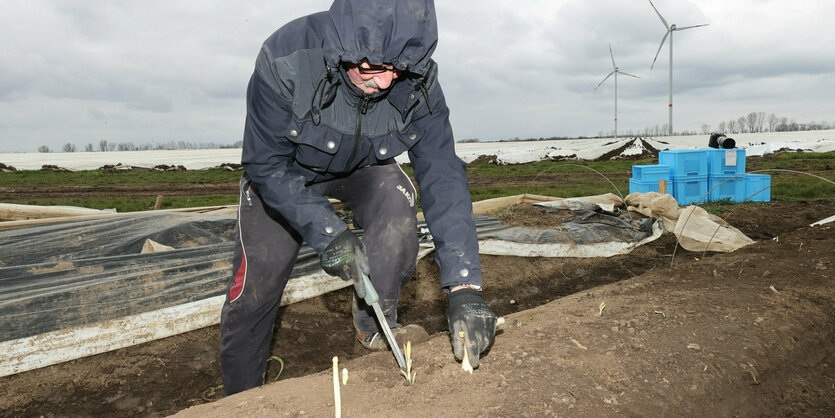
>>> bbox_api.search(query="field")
[0,152,834,416]
[1,152,834,211]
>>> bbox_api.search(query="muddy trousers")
[219,162,419,395]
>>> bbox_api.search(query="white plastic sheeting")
[811,215,835,227]
[479,221,664,258]
[477,196,663,258]
[625,192,755,252]
[1,130,832,170]
[0,203,115,221]
[0,193,756,376]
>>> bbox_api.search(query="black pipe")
[708,133,736,149]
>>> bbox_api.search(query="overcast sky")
[1,0,833,153]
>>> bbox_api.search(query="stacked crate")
[629,165,670,194]
[629,148,771,205]
[745,174,771,202]
[659,149,709,205]
[706,149,747,202]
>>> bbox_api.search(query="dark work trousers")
[219,162,419,395]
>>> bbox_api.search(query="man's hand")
[320,230,370,299]
[447,288,497,368]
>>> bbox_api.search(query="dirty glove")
[447,288,497,368]
[320,230,370,299]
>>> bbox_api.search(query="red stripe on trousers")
[229,253,246,300]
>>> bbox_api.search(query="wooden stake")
[659,180,667,194]
[153,195,164,210]
[333,356,341,418]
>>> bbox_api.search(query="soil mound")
[177,222,834,417]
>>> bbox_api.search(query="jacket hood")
[323,0,438,76]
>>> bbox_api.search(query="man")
[220,0,497,395]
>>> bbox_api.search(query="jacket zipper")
[344,96,370,171]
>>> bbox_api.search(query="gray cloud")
[0,0,833,152]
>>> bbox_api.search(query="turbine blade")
[619,71,641,79]
[609,43,616,69]
[651,30,669,70]
[595,71,615,90]
[648,0,669,29]
[675,23,709,31]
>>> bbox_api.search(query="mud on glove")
[320,230,370,299]
[447,288,497,368]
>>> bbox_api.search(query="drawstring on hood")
[311,66,340,126]
[415,77,432,115]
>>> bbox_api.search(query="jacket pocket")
[286,119,343,172]
[372,127,424,160]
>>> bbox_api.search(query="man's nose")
[372,73,395,89]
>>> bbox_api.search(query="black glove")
[447,288,497,368]
[320,230,370,299]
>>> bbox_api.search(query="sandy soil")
[1,200,833,417]
[178,222,835,417]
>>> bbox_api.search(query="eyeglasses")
[357,63,396,74]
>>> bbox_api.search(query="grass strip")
[0,168,241,187]
[23,195,239,213]
[3,153,834,212]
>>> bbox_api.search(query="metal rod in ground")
[360,273,407,369]
[372,302,407,368]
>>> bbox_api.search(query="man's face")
[344,61,399,94]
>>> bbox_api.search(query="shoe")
[357,324,430,351]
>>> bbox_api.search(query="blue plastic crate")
[709,175,747,202]
[707,149,746,176]
[745,174,771,202]
[629,178,670,194]
[671,175,708,205]
[632,165,670,182]
[659,150,709,178]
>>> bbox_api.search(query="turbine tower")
[595,44,639,141]
[648,0,708,136]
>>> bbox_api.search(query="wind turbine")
[648,0,708,136]
[595,44,640,141]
